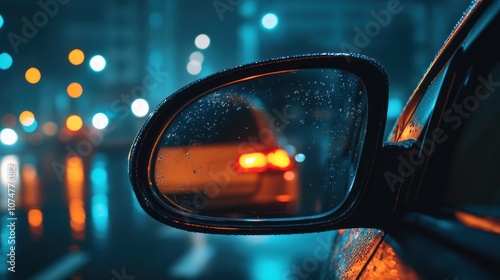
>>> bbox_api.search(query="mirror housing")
[129,53,390,234]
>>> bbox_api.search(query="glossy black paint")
[128,0,500,278]
[129,53,391,234]
[327,0,500,278]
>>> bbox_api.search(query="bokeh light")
[89,55,106,72]
[131,99,149,118]
[295,153,306,163]
[283,171,296,181]
[42,122,58,136]
[0,14,4,29]
[2,114,16,127]
[0,53,13,70]
[67,82,83,98]
[262,13,278,29]
[239,1,257,17]
[66,115,83,132]
[92,113,109,130]
[25,67,41,84]
[28,209,43,227]
[19,111,35,126]
[0,128,18,145]
[194,34,210,49]
[189,51,204,63]
[23,119,38,133]
[68,49,85,66]
[187,60,202,75]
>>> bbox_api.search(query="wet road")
[0,146,334,279]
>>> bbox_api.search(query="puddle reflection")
[22,161,44,239]
[90,153,109,240]
[65,156,86,241]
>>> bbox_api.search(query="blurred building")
[0,0,470,150]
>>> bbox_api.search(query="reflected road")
[0,147,333,279]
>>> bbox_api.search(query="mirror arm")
[347,141,414,228]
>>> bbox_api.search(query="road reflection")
[22,161,43,239]
[90,153,109,241]
[66,156,86,241]
[0,149,332,279]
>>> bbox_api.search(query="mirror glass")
[151,69,368,220]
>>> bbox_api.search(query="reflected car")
[153,95,300,217]
[129,0,500,279]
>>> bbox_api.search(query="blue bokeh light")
[261,13,278,29]
[0,53,13,70]
[238,1,257,18]
[23,120,38,133]
[295,153,306,163]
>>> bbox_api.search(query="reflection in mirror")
[152,69,368,220]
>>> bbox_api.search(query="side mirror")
[129,53,389,234]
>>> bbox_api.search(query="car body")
[129,0,500,279]
[153,94,300,217]
[327,0,500,278]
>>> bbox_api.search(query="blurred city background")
[0,0,470,279]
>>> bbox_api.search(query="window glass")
[445,61,500,208]
[393,65,447,141]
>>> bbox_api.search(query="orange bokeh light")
[42,122,58,136]
[28,209,43,227]
[283,171,296,181]
[68,49,85,66]
[25,67,41,84]
[19,110,35,126]
[66,115,83,132]
[67,82,83,98]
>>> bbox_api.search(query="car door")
[326,1,500,279]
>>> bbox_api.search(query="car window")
[434,9,500,211]
[390,60,449,141]
[160,96,261,146]
[392,66,447,142]
[445,59,500,210]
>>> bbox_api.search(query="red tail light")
[235,148,293,172]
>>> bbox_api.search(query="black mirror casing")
[129,53,390,234]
